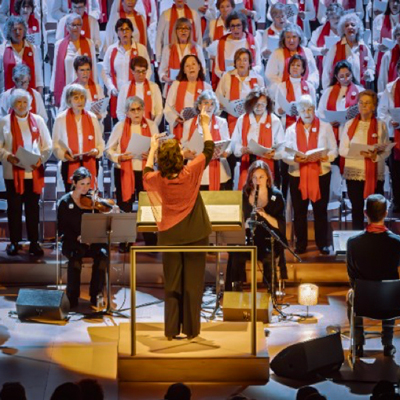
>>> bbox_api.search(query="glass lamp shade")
[298,283,319,306]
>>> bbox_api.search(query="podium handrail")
[130,245,258,357]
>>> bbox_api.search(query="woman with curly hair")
[143,107,215,341]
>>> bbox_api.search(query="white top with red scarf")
[261,23,281,59]
[102,41,151,94]
[322,37,375,89]
[155,6,202,63]
[372,13,400,51]
[231,111,285,159]
[50,38,98,94]
[0,113,52,179]
[182,115,231,185]
[215,69,265,112]
[265,46,319,99]
[0,40,43,93]
[283,119,338,177]
[116,80,163,125]
[378,47,400,94]
[52,109,104,162]
[56,13,101,51]
[308,24,340,57]
[339,118,389,180]
[50,0,100,20]
[378,78,400,138]
[164,80,212,127]
[105,118,159,171]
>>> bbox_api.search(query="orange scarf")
[388,45,400,84]
[169,4,197,43]
[65,108,97,187]
[11,110,44,195]
[188,115,221,190]
[119,9,147,46]
[296,117,321,202]
[347,115,378,198]
[174,80,204,141]
[238,113,274,189]
[120,117,151,201]
[127,79,153,119]
[109,45,138,118]
[54,36,92,106]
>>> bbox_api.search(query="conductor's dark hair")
[243,160,273,197]
[365,194,387,223]
[115,18,134,34]
[50,382,82,400]
[225,10,247,30]
[288,54,306,77]
[73,55,92,71]
[130,55,148,71]
[176,54,206,82]
[329,60,358,86]
[77,379,104,400]
[0,382,27,400]
[71,166,92,184]
[158,139,184,179]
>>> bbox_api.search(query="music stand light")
[298,283,319,324]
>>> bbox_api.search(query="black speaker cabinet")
[270,333,344,380]
[16,289,70,321]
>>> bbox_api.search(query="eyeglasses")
[133,69,147,74]
[118,27,131,32]
[177,27,190,31]
[129,107,143,113]
[69,23,82,28]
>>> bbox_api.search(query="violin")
[80,192,117,213]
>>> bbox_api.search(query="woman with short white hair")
[50,13,98,107]
[0,88,52,257]
[52,83,104,193]
[322,13,374,89]
[265,23,319,99]
[283,94,337,255]
[181,89,231,191]
[0,15,43,93]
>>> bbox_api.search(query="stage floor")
[1,284,400,399]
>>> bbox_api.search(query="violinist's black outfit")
[57,192,108,307]
[225,187,287,290]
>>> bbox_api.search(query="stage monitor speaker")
[16,289,70,321]
[223,291,272,323]
[270,333,344,380]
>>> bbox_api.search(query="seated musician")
[347,194,400,357]
[57,167,108,309]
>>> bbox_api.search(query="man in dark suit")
[347,194,400,357]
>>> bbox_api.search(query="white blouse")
[377,78,400,138]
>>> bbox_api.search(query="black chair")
[349,279,400,366]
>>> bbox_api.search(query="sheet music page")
[205,205,240,222]
[140,206,157,222]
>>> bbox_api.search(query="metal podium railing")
[129,245,258,357]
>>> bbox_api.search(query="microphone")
[249,184,259,231]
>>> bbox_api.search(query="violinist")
[57,167,108,309]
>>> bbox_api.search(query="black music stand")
[81,213,137,316]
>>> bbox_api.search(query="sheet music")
[346,104,359,120]
[383,38,396,50]
[170,69,179,81]
[389,108,400,124]
[185,132,204,155]
[286,3,298,17]
[126,133,151,158]
[323,109,347,124]
[267,36,279,52]
[90,97,110,115]
[213,140,231,158]
[225,99,246,118]
[15,147,40,172]
[325,36,340,48]
[181,107,198,121]
[285,147,328,161]
[277,89,296,115]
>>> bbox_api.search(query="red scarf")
[366,223,388,233]
[296,118,321,202]
[317,22,331,47]
[188,115,221,190]
[27,87,37,114]
[109,45,138,118]
[285,78,310,128]
[173,80,204,141]
[65,108,97,187]
[120,117,151,201]
[377,14,393,74]
[333,40,368,86]
[326,82,359,141]
[168,44,197,78]
[393,80,400,160]
[10,0,17,14]
[296,0,305,30]
[3,42,36,91]
[73,78,99,102]
[213,17,225,41]
[227,75,257,135]
[169,4,197,42]
[217,32,256,72]
[347,115,378,198]
[11,110,44,195]
[64,12,91,39]
[238,113,274,189]
[99,0,108,23]
[243,0,254,35]
[27,14,40,35]
[119,9,147,46]
[54,36,92,106]
[282,47,309,81]
[388,45,400,84]
[127,79,153,120]
[142,0,152,26]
